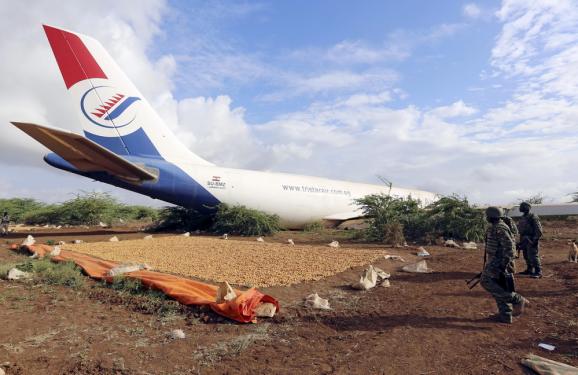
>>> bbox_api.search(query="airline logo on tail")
[80,86,141,128]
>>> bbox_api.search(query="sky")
[0,0,577,206]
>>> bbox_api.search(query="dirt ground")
[0,221,577,374]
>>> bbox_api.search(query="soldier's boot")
[513,297,529,316]
[530,266,542,279]
[519,267,533,275]
[489,313,513,324]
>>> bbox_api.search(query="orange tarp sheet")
[15,244,279,323]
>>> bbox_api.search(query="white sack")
[402,260,433,273]
[254,302,277,318]
[304,293,331,310]
[7,268,32,280]
[215,282,237,303]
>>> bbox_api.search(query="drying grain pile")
[67,236,386,287]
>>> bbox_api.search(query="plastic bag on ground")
[49,246,61,257]
[256,237,265,242]
[304,293,331,310]
[351,265,391,290]
[169,329,185,339]
[21,235,35,247]
[7,268,32,280]
[215,281,238,303]
[402,260,433,273]
[254,302,277,318]
[73,240,84,244]
[521,353,578,375]
[384,254,406,262]
[328,240,339,248]
[182,232,190,237]
[445,240,461,248]
[107,263,151,277]
[109,236,119,242]
[417,247,430,257]
[381,279,391,288]
[287,239,294,246]
[221,233,228,240]
[462,241,478,250]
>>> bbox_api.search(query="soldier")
[1,211,9,237]
[501,215,518,238]
[501,212,519,259]
[517,202,543,278]
[480,207,529,324]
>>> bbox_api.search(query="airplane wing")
[11,122,157,183]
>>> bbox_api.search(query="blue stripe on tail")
[85,128,163,159]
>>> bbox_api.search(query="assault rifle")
[466,272,482,289]
[515,237,533,259]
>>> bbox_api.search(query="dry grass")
[66,236,386,287]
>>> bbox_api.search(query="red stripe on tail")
[43,25,107,89]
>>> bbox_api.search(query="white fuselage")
[175,161,437,228]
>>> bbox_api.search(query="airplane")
[11,25,438,228]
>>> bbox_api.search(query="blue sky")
[1,0,578,206]
[156,1,505,120]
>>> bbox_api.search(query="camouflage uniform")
[480,219,523,319]
[502,216,518,238]
[517,212,543,273]
[1,212,8,237]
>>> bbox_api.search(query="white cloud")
[325,40,410,64]
[463,3,482,19]
[259,70,398,102]
[427,100,478,119]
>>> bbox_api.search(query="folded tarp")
[14,244,279,323]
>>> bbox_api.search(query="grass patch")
[30,259,85,288]
[100,276,184,317]
[194,324,270,367]
[0,259,85,288]
[110,275,146,294]
[303,221,325,233]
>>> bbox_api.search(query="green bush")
[426,196,486,242]
[21,205,60,225]
[355,194,423,244]
[212,204,281,236]
[0,198,46,223]
[355,193,486,243]
[20,192,159,226]
[115,205,159,222]
[155,206,214,231]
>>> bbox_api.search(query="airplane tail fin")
[42,25,211,165]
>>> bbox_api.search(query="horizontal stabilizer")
[11,122,157,183]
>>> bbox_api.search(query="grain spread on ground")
[67,236,386,287]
